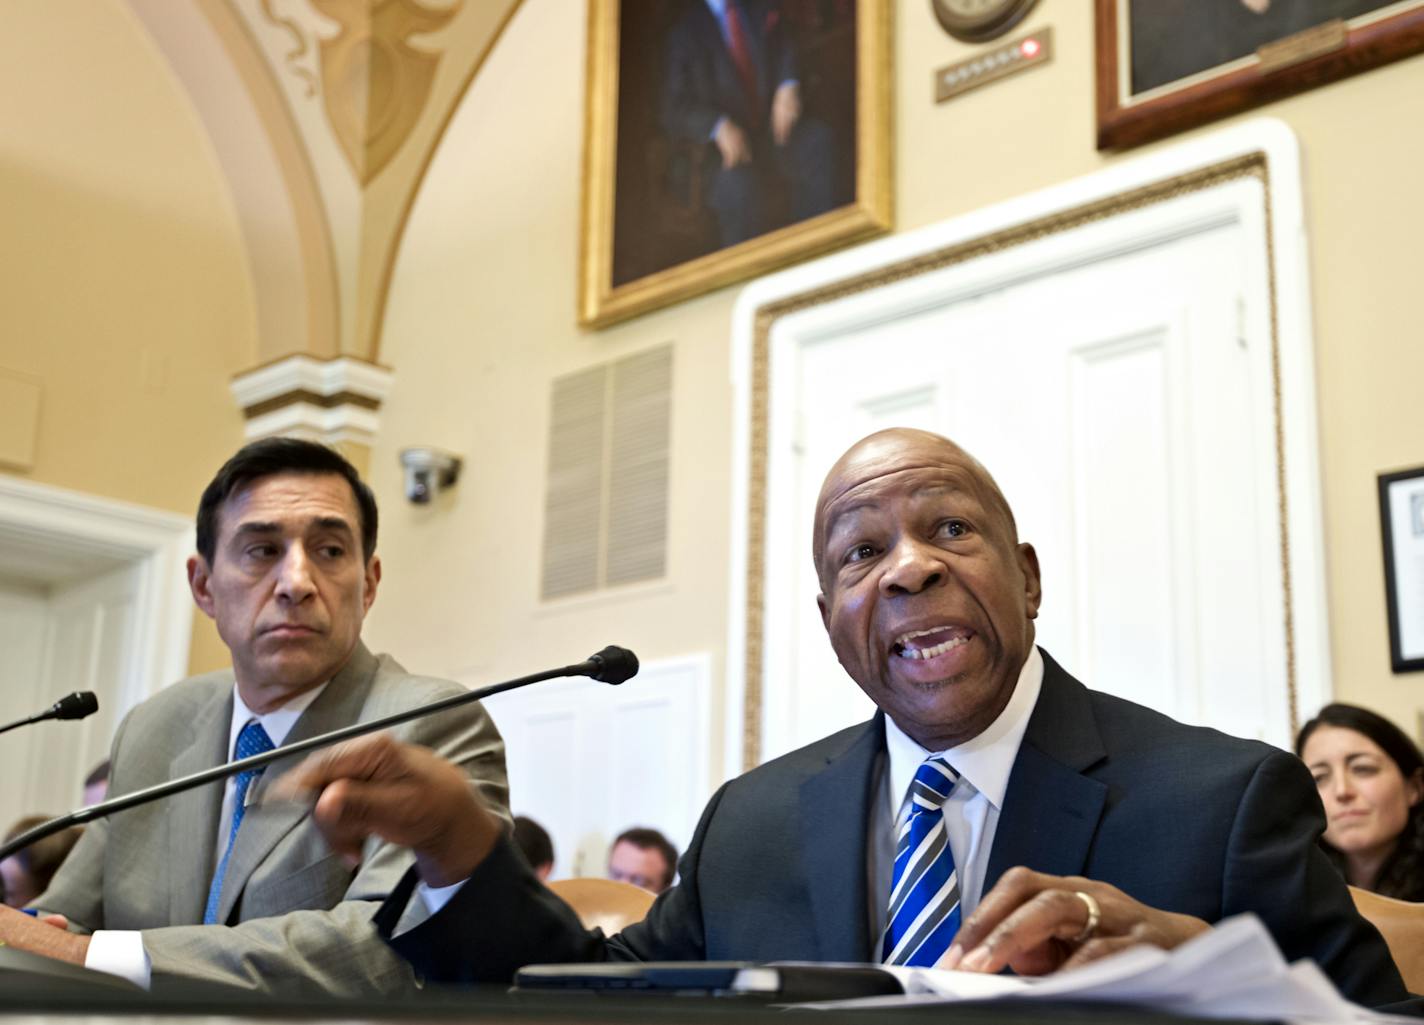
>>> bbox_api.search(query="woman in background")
[1296,703,1424,902]
[0,816,83,909]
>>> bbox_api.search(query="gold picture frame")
[578,0,893,329]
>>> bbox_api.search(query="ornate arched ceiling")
[125,0,524,365]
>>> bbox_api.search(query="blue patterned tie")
[881,756,962,966]
[203,720,275,925]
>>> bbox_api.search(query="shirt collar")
[884,646,1044,813]
[228,681,329,760]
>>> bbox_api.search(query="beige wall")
[366,0,1424,762]
[363,0,737,768]
[0,0,258,675]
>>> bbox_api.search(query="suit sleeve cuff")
[84,930,152,990]
[382,836,600,985]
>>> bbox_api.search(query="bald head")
[811,428,1041,750]
[812,429,1017,587]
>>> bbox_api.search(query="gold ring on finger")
[1070,890,1101,944]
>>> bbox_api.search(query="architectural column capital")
[230,354,395,448]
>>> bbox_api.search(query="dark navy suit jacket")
[381,650,1407,1006]
[660,0,796,145]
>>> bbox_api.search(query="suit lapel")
[214,643,379,924]
[986,652,1109,890]
[798,715,883,962]
[167,685,233,924]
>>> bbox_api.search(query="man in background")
[0,438,508,997]
[608,827,678,895]
[513,816,555,881]
[81,761,109,806]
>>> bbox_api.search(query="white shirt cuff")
[417,878,466,915]
[84,930,152,990]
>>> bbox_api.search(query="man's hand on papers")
[274,732,500,888]
[0,904,89,964]
[945,868,1210,976]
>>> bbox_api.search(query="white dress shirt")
[865,647,1044,952]
[84,682,328,988]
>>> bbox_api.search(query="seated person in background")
[0,438,508,997]
[1,817,83,909]
[608,827,678,895]
[82,761,110,806]
[1296,703,1424,902]
[513,816,555,881]
[282,429,1407,1006]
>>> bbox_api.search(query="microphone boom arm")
[0,648,634,864]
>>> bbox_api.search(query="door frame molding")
[0,476,194,713]
[725,118,1324,773]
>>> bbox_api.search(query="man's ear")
[1017,542,1042,620]
[188,555,217,620]
[362,555,382,615]
[817,592,830,630]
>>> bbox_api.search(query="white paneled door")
[749,166,1307,763]
[0,564,140,830]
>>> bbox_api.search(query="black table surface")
[0,968,1279,1025]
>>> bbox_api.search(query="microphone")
[585,644,639,685]
[0,647,638,862]
[0,692,100,737]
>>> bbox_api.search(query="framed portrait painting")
[578,0,892,328]
[1096,0,1424,149]
[1380,466,1424,673]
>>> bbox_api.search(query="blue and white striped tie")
[203,719,275,925]
[881,756,962,966]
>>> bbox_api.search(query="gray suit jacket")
[35,642,508,997]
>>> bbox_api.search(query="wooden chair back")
[1350,885,1424,994]
[548,877,656,935]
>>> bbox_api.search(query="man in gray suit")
[0,438,507,997]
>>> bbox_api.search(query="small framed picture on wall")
[1379,465,1424,673]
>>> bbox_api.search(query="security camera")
[399,448,462,504]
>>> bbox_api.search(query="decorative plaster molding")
[231,354,394,445]
[256,0,319,97]
[310,0,462,184]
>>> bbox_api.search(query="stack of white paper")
[794,915,1415,1023]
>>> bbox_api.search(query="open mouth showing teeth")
[891,626,972,660]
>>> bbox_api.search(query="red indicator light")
[1021,38,1041,58]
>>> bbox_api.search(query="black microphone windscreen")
[588,646,639,685]
[52,692,99,721]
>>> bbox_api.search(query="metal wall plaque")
[935,26,1053,102]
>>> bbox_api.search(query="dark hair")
[2,815,84,906]
[512,815,554,871]
[1295,703,1424,902]
[83,760,110,788]
[613,827,679,890]
[195,438,378,565]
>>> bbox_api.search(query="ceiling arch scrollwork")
[264,0,462,185]
[127,0,522,371]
